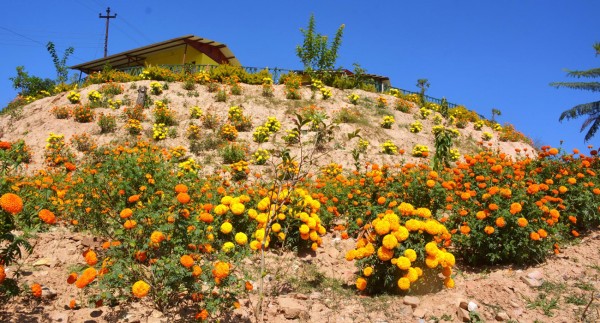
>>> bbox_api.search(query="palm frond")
[550,82,600,92]
[565,68,600,78]
[584,117,600,141]
[558,100,600,121]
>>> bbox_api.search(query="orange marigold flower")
[572,230,580,237]
[356,277,367,291]
[65,162,76,172]
[530,232,540,241]
[537,229,548,238]
[124,219,137,229]
[509,202,522,215]
[31,283,42,297]
[245,281,253,291]
[83,250,98,266]
[120,208,133,218]
[69,299,77,309]
[128,194,140,203]
[66,272,78,284]
[488,203,499,211]
[484,226,495,235]
[212,261,230,280]
[460,225,471,235]
[195,309,209,321]
[177,192,191,204]
[517,217,528,227]
[192,265,202,277]
[0,265,6,283]
[0,193,23,214]
[495,217,506,228]
[135,251,147,262]
[0,141,11,150]
[150,231,166,244]
[75,267,97,288]
[38,209,57,224]
[174,184,188,194]
[132,280,150,298]
[180,255,194,268]
[568,215,577,224]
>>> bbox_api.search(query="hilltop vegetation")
[1,66,599,322]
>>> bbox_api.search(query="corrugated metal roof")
[70,35,240,73]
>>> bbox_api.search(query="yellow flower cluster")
[126,119,142,135]
[320,87,332,99]
[357,138,369,153]
[178,158,200,175]
[380,140,398,155]
[252,126,271,143]
[321,163,343,177]
[389,88,400,98]
[348,93,360,104]
[186,124,201,140]
[87,90,102,102]
[219,123,238,141]
[264,117,281,133]
[283,129,300,144]
[67,91,80,103]
[449,148,460,162]
[412,144,429,157]
[152,123,168,140]
[420,107,432,119]
[170,146,187,160]
[474,120,484,130]
[493,123,502,131]
[108,99,122,110]
[149,81,163,95]
[380,115,395,129]
[376,96,388,108]
[482,132,493,141]
[252,149,270,165]
[45,133,65,150]
[190,106,203,119]
[409,121,423,133]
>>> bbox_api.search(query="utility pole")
[99,7,117,58]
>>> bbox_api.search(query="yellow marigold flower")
[220,222,233,234]
[397,202,414,216]
[257,197,270,211]
[405,219,422,232]
[374,220,391,235]
[230,202,245,215]
[247,209,258,219]
[382,234,398,249]
[414,207,432,218]
[255,229,266,241]
[249,240,260,250]
[406,267,418,283]
[397,277,411,291]
[415,267,423,277]
[425,241,439,256]
[377,247,394,261]
[396,256,411,270]
[214,204,229,216]
[222,242,235,253]
[345,250,357,261]
[425,255,438,269]
[317,225,327,235]
[363,266,373,277]
[278,232,286,240]
[271,222,281,233]
[356,277,367,291]
[394,226,410,241]
[404,249,417,262]
[235,232,248,245]
[299,224,310,235]
[365,243,375,255]
[444,277,455,288]
[0,193,23,214]
[439,252,456,267]
[309,230,319,241]
[220,195,233,205]
[306,217,317,229]
[424,220,440,235]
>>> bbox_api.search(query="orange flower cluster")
[212,261,230,282]
[83,250,98,266]
[0,265,6,283]
[132,280,150,298]
[31,283,42,297]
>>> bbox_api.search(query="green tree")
[416,78,430,103]
[296,14,345,72]
[491,108,502,122]
[9,66,55,97]
[46,41,74,84]
[551,42,600,141]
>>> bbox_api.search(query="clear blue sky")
[1,1,599,151]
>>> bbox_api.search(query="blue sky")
[1,1,599,151]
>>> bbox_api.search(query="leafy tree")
[491,108,502,122]
[417,78,430,103]
[9,66,55,97]
[46,41,74,84]
[296,14,345,72]
[551,42,600,141]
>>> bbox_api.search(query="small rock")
[48,311,69,322]
[42,286,57,299]
[512,308,523,317]
[467,301,478,312]
[33,258,52,267]
[295,293,308,300]
[495,312,510,321]
[150,310,164,318]
[509,301,520,308]
[457,307,470,322]
[520,276,543,287]
[527,270,543,280]
[309,291,322,300]
[278,297,308,320]
[459,300,469,310]
[412,307,427,318]
[403,295,420,307]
